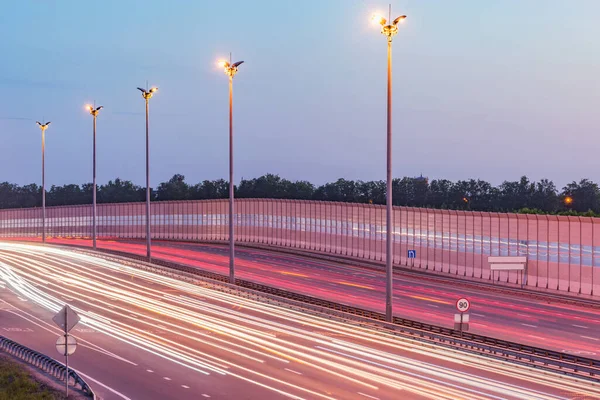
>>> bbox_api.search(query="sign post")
[53,305,80,398]
[455,298,470,337]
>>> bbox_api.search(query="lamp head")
[371,14,386,26]
[393,15,407,25]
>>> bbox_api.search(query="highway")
[20,237,600,360]
[1,242,598,399]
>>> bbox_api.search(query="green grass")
[0,356,63,400]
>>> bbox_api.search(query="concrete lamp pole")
[36,121,51,244]
[137,86,158,262]
[218,55,244,284]
[372,6,407,322]
[86,104,103,250]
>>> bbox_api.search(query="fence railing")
[0,335,95,398]
[0,199,598,297]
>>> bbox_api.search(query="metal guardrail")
[70,246,600,383]
[0,335,96,398]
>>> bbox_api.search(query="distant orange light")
[564,196,573,205]
[463,197,469,203]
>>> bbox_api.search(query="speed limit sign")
[456,298,470,313]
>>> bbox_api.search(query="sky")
[1,0,599,189]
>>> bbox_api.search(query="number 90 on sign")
[456,298,470,313]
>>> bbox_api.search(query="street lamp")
[36,121,51,243]
[218,55,244,284]
[564,196,574,207]
[137,86,158,261]
[85,104,103,250]
[372,6,406,322]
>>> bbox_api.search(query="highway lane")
[1,242,598,399]
[24,237,600,359]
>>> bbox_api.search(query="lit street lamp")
[218,55,244,284]
[372,7,406,322]
[564,196,574,207]
[36,121,51,243]
[86,104,103,250]
[137,86,158,261]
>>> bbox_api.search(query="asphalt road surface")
[19,237,600,360]
[1,242,598,399]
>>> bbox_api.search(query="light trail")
[0,242,598,400]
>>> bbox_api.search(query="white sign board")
[52,305,80,333]
[456,298,470,313]
[56,335,77,356]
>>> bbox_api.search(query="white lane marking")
[284,368,303,375]
[181,385,189,389]
[17,297,28,302]
[163,377,172,381]
[528,335,545,340]
[358,393,380,400]
[573,324,589,329]
[473,313,486,317]
[202,394,211,398]
[517,314,529,318]
[146,369,153,373]
[426,304,439,308]
[581,336,600,341]
[521,323,537,328]
[73,369,132,400]
[471,323,488,328]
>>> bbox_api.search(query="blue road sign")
[408,250,416,258]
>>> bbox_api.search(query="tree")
[189,179,228,199]
[98,179,145,203]
[530,179,559,213]
[498,176,534,212]
[561,179,600,213]
[427,179,453,208]
[156,174,189,201]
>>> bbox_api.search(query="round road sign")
[456,298,470,313]
[56,335,77,356]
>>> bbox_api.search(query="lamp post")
[372,7,406,322]
[86,104,103,250]
[137,86,158,261]
[218,55,244,284]
[36,121,51,243]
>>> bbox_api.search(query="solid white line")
[573,325,588,329]
[473,313,486,317]
[521,323,537,328]
[284,368,303,375]
[426,304,439,308]
[146,369,153,373]
[181,385,190,389]
[358,392,380,400]
[581,336,600,341]
[163,377,172,380]
[73,369,132,400]
[17,297,28,302]
[202,394,211,398]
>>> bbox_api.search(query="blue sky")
[1,0,599,188]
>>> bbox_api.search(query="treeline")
[0,174,599,216]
